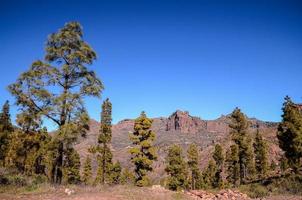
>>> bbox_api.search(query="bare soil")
[0,185,301,200]
[0,185,193,200]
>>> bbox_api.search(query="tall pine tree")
[96,98,113,184]
[0,101,13,166]
[202,159,217,189]
[225,144,240,186]
[129,112,157,186]
[212,144,224,188]
[187,143,202,189]
[277,96,302,173]
[8,22,103,184]
[253,128,268,178]
[229,108,255,183]
[165,144,188,191]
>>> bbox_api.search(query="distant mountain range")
[75,110,281,181]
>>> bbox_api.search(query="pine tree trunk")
[102,144,106,184]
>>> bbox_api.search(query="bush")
[249,184,269,198]
[240,184,269,198]
[269,174,302,195]
[24,184,39,192]
[241,174,302,197]
[7,174,27,186]
[32,174,47,185]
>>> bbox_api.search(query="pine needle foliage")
[8,22,103,184]
[229,108,255,183]
[212,144,224,188]
[165,144,188,191]
[277,96,302,173]
[0,101,13,166]
[225,144,240,186]
[187,143,202,189]
[129,112,157,187]
[95,98,113,184]
[253,129,268,178]
[82,156,92,185]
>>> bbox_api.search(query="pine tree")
[202,159,217,189]
[82,156,92,185]
[253,129,268,178]
[165,144,188,191]
[8,22,103,184]
[0,101,13,166]
[4,108,50,175]
[24,129,50,175]
[277,96,302,173]
[0,101,13,132]
[229,108,255,183]
[129,112,157,187]
[270,160,277,171]
[280,155,289,173]
[108,161,122,184]
[5,125,49,175]
[225,145,240,186]
[95,98,113,184]
[4,130,26,171]
[120,167,135,184]
[95,155,103,184]
[62,148,81,184]
[187,143,202,189]
[212,144,224,188]
[45,115,89,184]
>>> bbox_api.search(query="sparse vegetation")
[0,21,301,200]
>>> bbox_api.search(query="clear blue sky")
[0,0,301,127]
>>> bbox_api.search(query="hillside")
[75,110,281,182]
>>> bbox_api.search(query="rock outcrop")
[166,110,206,133]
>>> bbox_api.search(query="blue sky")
[0,0,301,127]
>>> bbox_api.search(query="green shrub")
[269,174,302,195]
[7,174,27,186]
[32,174,47,185]
[249,184,269,198]
[240,184,269,198]
[24,184,38,192]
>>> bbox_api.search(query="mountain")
[75,110,281,181]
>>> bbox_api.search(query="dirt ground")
[0,185,301,200]
[0,185,193,200]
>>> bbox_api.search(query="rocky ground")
[187,189,251,199]
[0,185,301,200]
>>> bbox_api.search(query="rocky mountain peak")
[166,110,204,133]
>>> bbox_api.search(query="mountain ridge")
[75,110,281,181]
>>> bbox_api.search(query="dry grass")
[0,184,194,200]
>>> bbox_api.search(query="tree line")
[0,22,301,190]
